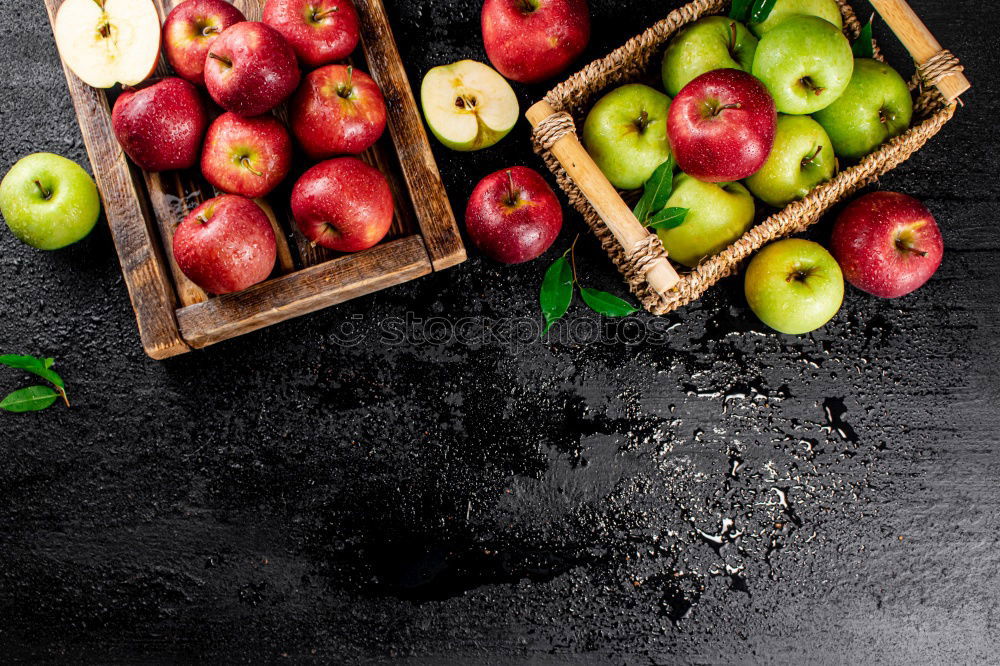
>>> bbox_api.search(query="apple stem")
[800,77,826,96]
[196,214,209,224]
[202,25,221,36]
[878,107,893,125]
[728,21,738,54]
[98,22,111,39]
[240,157,263,177]
[338,66,354,99]
[635,110,649,132]
[896,239,929,257]
[312,6,340,21]
[801,145,823,167]
[208,52,232,68]
[33,180,52,200]
[569,234,580,284]
[57,386,70,408]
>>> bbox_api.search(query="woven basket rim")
[532,0,958,316]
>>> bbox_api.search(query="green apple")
[0,153,100,250]
[661,16,758,97]
[655,173,754,268]
[583,84,671,190]
[748,0,843,37]
[745,115,835,207]
[421,60,519,151]
[751,15,853,114]
[812,58,913,160]
[744,238,843,334]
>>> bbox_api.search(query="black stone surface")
[1,0,998,662]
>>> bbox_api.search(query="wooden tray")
[43,0,466,359]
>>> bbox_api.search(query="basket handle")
[869,0,970,102]
[526,100,680,296]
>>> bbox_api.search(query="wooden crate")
[43,0,466,359]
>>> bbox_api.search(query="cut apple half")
[54,0,162,89]
[421,60,518,152]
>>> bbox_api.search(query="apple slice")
[421,60,518,152]
[54,0,162,89]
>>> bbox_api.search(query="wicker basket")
[529,0,967,315]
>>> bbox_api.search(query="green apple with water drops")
[744,238,844,334]
[661,16,758,96]
[751,15,854,115]
[655,173,755,268]
[748,0,843,37]
[0,153,100,250]
[583,83,671,190]
[420,59,519,151]
[813,58,913,160]
[745,115,835,207]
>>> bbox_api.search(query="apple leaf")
[540,255,574,333]
[633,157,675,224]
[750,0,778,23]
[729,0,754,21]
[579,287,639,317]
[852,17,875,58]
[0,386,59,413]
[0,353,65,389]
[647,207,689,231]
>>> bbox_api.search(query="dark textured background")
[1,0,998,662]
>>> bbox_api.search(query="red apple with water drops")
[263,0,360,67]
[465,166,563,264]
[162,0,246,87]
[204,21,301,117]
[291,157,394,253]
[830,191,944,298]
[111,77,208,172]
[290,64,387,159]
[667,68,777,183]
[481,0,591,84]
[173,194,277,294]
[201,112,293,198]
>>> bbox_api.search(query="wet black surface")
[1,0,998,662]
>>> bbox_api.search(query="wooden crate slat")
[356,0,467,270]
[176,235,432,348]
[43,0,190,360]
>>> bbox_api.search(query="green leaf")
[540,256,574,333]
[647,207,689,231]
[852,17,875,58]
[750,0,778,23]
[579,287,639,317]
[633,158,675,224]
[729,0,753,21]
[0,354,45,371]
[1,386,59,413]
[0,353,64,389]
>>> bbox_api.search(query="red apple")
[111,77,208,172]
[163,0,246,87]
[465,166,562,264]
[667,68,776,183]
[291,157,393,253]
[262,0,360,67]
[830,191,944,298]
[290,65,387,159]
[205,21,301,117]
[201,112,292,198]
[481,0,590,84]
[173,194,277,294]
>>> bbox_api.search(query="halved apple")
[54,0,162,89]
[420,60,518,152]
